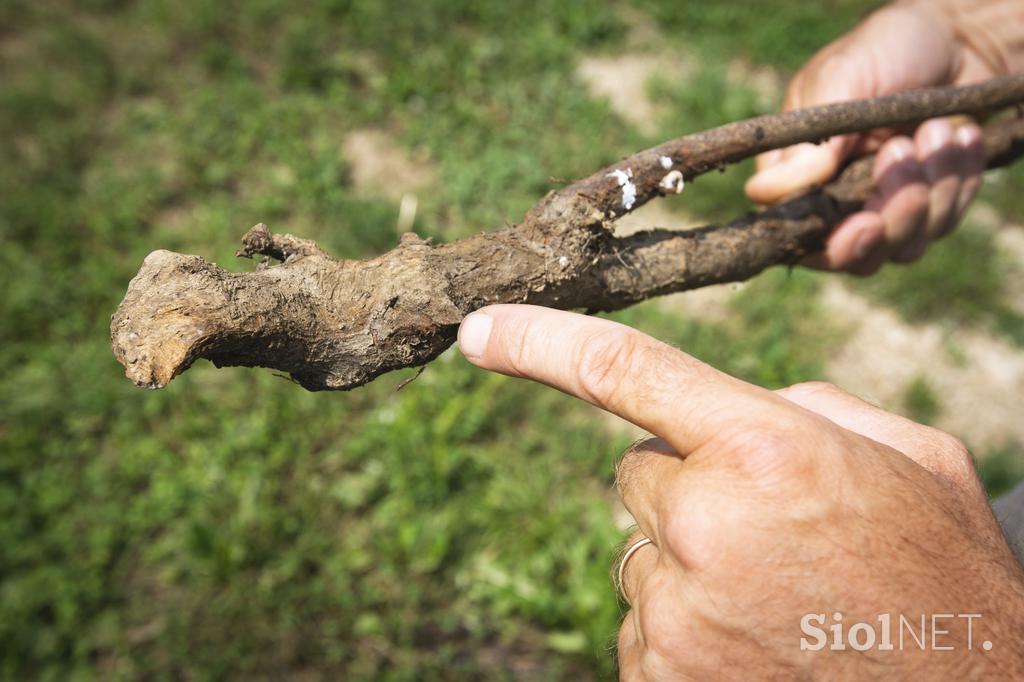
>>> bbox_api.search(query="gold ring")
[616,536,654,602]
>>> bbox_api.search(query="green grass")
[611,269,846,389]
[3,0,1024,679]
[979,441,1024,499]
[646,67,765,222]
[852,224,1024,347]
[982,161,1024,222]
[903,375,942,426]
[638,0,883,70]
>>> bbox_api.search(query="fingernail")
[922,119,953,154]
[886,138,915,162]
[458,312,492,359]
[854,229,880,259]
[956,123,981,148]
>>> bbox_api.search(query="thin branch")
[111,78,1024,391]
[528,74,1024,228]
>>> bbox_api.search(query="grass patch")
[978,441,1024,499]
[852,225,1024,347]
[611,268,846,389]
[3,0,1024,678]
[903,375,942,425]
[981,163,1024,223]
[647,67,764,222]
[636,0,883,71]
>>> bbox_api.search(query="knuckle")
[497,315,536,377]
[779,380,841,403]
[717,424,816,486]
[877,137,913,171]
[932,428,968,456]
[637,599,688,661]
[636,597,703,670]
[929,429,974,474]
[642,630,681,670]
[889,186,931,231]
[658,490,703,563]
[908,425,981,492]
[575,328,645,406]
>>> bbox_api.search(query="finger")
[850,136,929,274]
[892,118,961,262]
[851,127,901,157]
[745,136,852,204]
[801,210,885,271]
[775,382,977,488]
[754,148,785,172]
[615,438,685,547]
[748,49,866,201]
[616,611,645,681]
[457,304,787,455]
[950,123,985,230]
[919,118,961,238]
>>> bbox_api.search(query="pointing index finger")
[457,304,782,455]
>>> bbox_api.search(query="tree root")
[111,77,1024,391]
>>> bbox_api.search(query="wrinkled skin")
[458,304,1024,680]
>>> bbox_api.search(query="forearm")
[897,0,1024,75]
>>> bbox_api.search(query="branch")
[111,76,1024,391]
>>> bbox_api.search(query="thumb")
[745,135,852,204]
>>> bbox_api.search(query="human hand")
[458,304,1024,680]
[745,4,994,274]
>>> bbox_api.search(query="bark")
[111,76,1024,391]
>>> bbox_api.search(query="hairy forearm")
[898,0,1024,75]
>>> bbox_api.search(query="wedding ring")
[616,536,654,602]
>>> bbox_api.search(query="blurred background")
[3,0,1024,678]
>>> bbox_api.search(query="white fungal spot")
[659,155,673,169]
[606,168,637,210]
[659,170,685,194]
[558,255,569,269]
[606,168,631,185]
